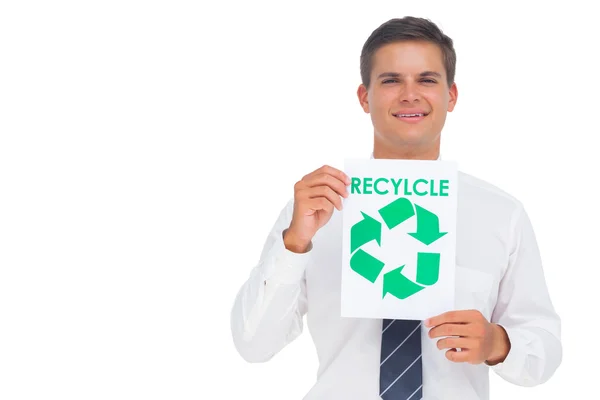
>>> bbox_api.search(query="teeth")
[396,113,424,117]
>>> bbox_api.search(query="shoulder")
[457,171,524,218]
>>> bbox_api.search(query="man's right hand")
[283,165,351,253]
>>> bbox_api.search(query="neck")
[373,143,440,160]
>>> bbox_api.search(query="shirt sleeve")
[230,199,312,363]
[488,203,562,386]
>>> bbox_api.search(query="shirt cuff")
[489,326,533,385]
[262,229,312,284]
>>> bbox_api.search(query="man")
[230,16,562,400]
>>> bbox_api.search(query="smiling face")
[357,40,458,159]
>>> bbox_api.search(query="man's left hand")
[424,309,510,365]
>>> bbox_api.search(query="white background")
[0,1,598,399]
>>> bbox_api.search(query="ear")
[447,82,458,112]
[357,84,370,113]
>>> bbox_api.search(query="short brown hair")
[360,17,457,89]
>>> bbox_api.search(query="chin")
[391,130,430,145]
[375,123,436,146]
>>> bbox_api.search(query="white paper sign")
[341,158,458,320]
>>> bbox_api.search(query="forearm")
[489,204,562,386]
[230,236,310,362]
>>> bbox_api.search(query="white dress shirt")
[230,160,562,400]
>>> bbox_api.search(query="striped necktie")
[379,318,423,399]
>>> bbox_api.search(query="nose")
[400,80,421,103]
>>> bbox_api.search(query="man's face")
[357,40,457,154]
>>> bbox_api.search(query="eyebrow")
[377,71,442,80]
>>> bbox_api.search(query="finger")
[425,309,480,328]
[317,165,351,185]
[436,337,473,350]
[303,173,349,198]
[304,186,343,211]
[302,165,349,183]
[445,348,471,363]
[302,197,335,216]
[428,323,471,339]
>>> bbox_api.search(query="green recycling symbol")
[350,197,447,300]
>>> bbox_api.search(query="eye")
[382,79,398,84]
[421,79,437,84]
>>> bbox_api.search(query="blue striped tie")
[379,319,423,400]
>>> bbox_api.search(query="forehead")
[371,41,446,77]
